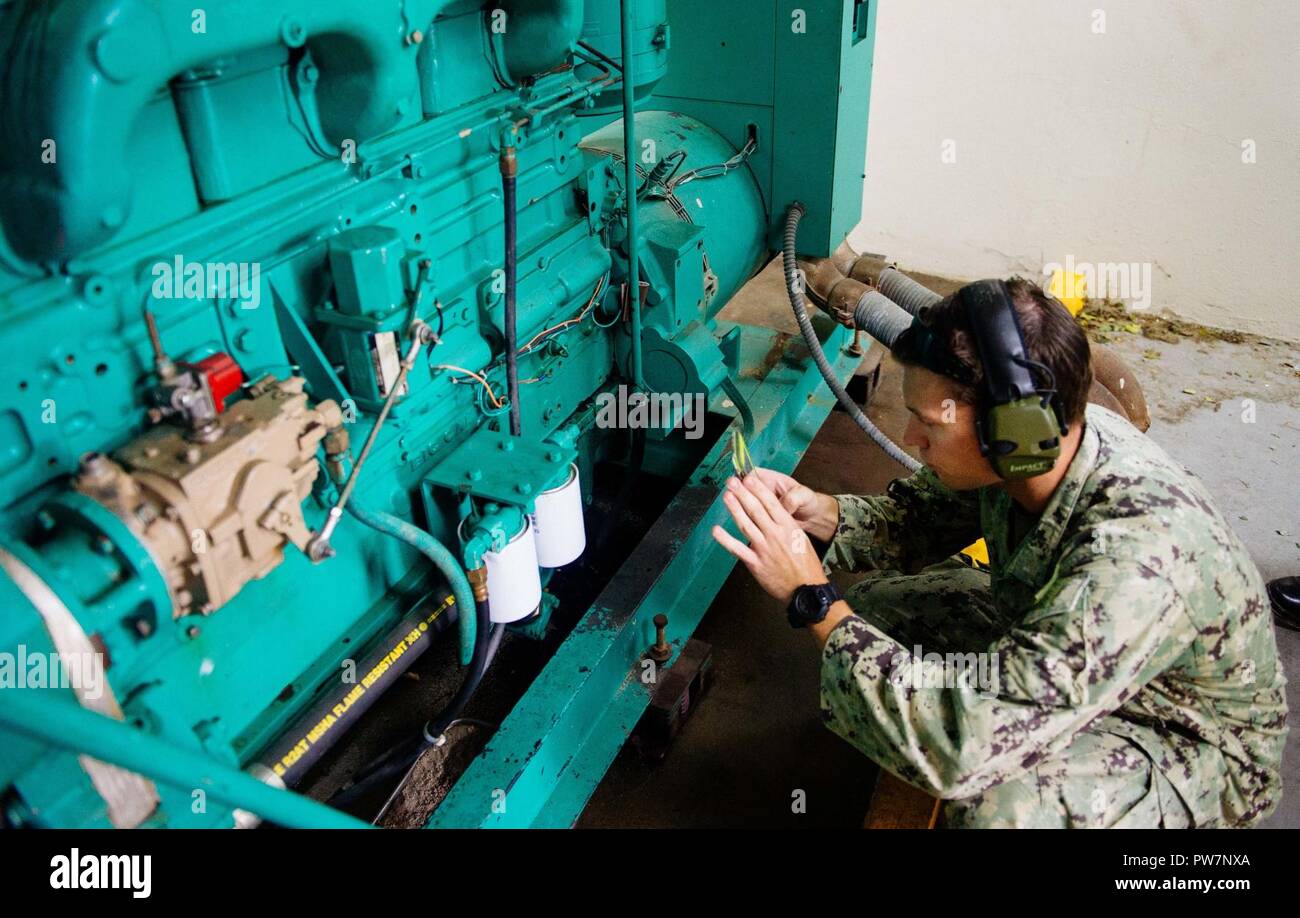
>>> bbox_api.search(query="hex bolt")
[648,614,671,663]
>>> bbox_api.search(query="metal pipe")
[620,0,644,389]
[1,690,370,829]
[308,320,435,560]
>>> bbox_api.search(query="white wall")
[850,0,1300,340]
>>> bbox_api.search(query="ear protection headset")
[895,279,1067,480]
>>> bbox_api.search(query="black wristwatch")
[787,582,843,629]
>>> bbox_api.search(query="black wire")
[576,39,622,73]
[1012,354,1060,407]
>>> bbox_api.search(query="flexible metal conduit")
[782,203,922,473]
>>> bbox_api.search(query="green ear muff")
[985,396,1062,479]
[960,279,1067,480]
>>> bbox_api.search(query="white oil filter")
[461,515,542,623]
[531,463,585,568]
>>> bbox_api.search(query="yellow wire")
[519,274,608,354]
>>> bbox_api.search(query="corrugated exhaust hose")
[782,203,922,473]
[877,265,944,319]
[853,290,914,349]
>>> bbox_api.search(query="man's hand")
[749,468,840,543]
[712,473,831,605]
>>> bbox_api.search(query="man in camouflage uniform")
[712,278,1287,828]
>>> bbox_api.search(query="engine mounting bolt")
[187,625,201,639]
[407,29,424,46]
[648,614,672,663]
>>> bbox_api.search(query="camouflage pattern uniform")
[819,404,1288,827]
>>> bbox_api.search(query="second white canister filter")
[531,463,586,568]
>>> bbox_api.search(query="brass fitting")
[467,566,489,603]
[499,145,518,179]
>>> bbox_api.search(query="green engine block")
[0,0,878,828]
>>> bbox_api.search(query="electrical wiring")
[430,363,505,409]
[518,273,609,354]
[429,273,609,417]
[668,134,758,189]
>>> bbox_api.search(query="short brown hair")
[900,277,1093,423]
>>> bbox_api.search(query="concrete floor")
[580,258,1300,828]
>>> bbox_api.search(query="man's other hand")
[712,473,831,605]
[749,468,840,543]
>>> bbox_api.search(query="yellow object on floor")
[1047,269,1087,316]
[961,539,989,566]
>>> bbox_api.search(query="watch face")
[796,588,823,619]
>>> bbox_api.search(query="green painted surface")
[654,0,879,256]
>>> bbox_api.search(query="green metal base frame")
[428,319,859,828]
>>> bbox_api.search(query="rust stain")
[741,332,793,379]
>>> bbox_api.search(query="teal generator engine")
[0,0,879,828]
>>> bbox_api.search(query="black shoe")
[1268,577,1300,632]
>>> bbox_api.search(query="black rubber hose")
[328,601,499,809]
[423,603,498,743]
[256,592,457,788]
[782,203,922,473]
[502,151,522,436]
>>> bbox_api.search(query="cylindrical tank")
[531,463,585,567]
[580,111,767,316]
[577,0,668,115]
